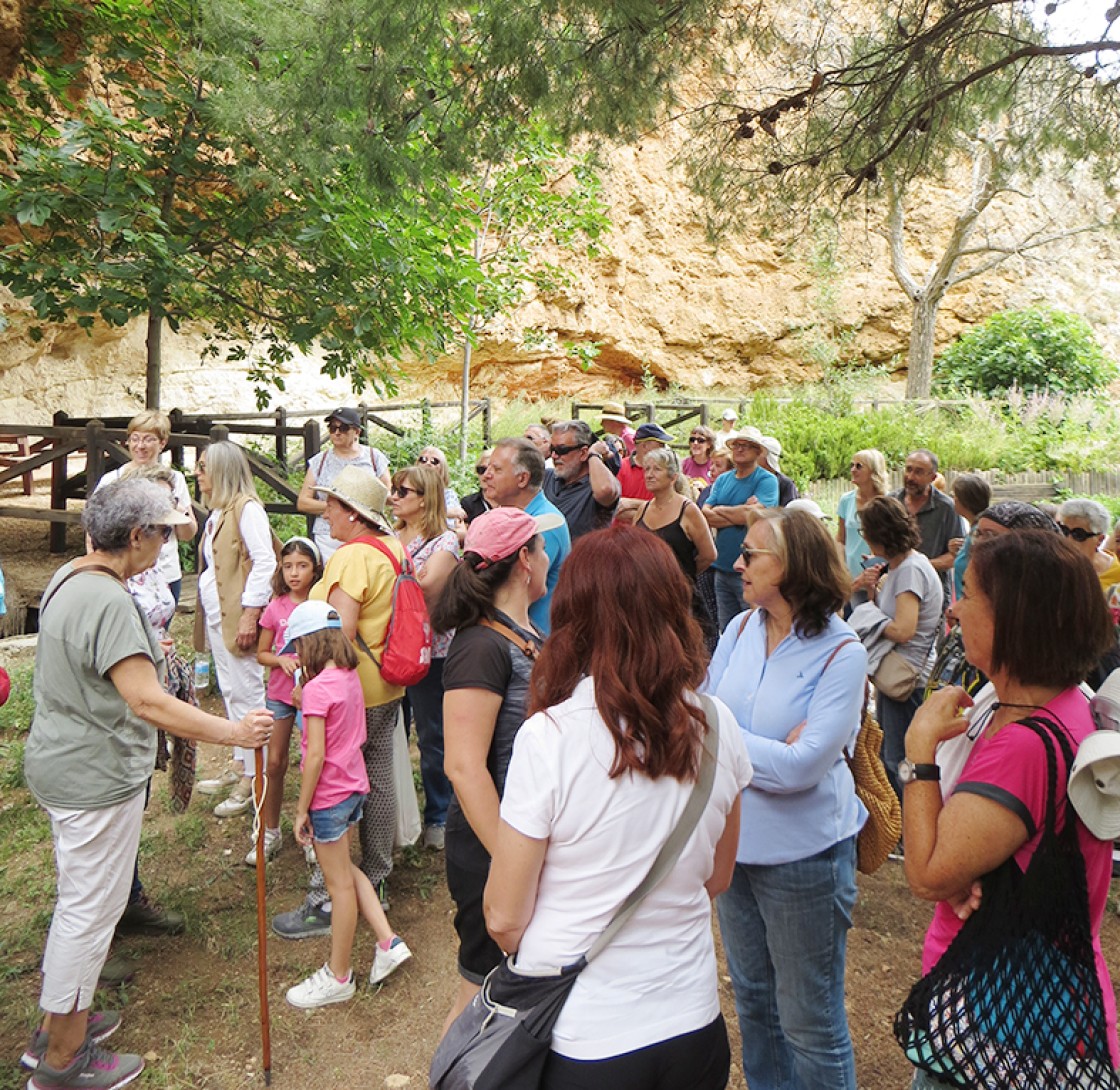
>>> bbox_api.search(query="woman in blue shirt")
[706,508,867,1090]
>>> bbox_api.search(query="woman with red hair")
[484,526,752,1089]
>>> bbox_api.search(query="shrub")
[934,308,1115,396]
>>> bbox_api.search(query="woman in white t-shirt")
[94,410,197,603]
[484,525,752,1089]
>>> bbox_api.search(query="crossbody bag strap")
[480,617,539,660]
[40,563,125,616]
[585,694,721,963]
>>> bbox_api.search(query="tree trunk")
[905,293,941,399]
[459,337,472,463]
[145,306,162,409]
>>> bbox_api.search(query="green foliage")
[935,308,1116,397]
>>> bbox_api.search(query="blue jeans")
[713,569,747,633]
[717,837,858,1090]
[407,657,451,828]
[878,689,924,803]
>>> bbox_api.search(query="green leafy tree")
[935,307,1116,396]
[0,0,486,407]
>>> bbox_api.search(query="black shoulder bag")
[429,696,721,1090]
[894,715,1120,1089]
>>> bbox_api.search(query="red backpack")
[346,535,432,687]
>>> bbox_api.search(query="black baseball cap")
[325,407,361,428]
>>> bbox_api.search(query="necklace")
[992,700,1046,712]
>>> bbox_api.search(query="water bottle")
[194,656,210,694]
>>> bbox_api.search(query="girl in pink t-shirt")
[253,537,322,865]
[283,601,412,1009]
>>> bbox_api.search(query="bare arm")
[586,446,622,507]
[296,467,326,516]
[703,506,734,529]
[108,654,271,747]
[705,794,741,898]
[929,550,956,572]
[327,586,360,641]
[484,821,548,953]
[683,501,717,574]
[443,688,505,856]
[416,549,458,607]
[294,714,325,846]
[883,590,920,644]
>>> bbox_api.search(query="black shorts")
[445,855,504,985]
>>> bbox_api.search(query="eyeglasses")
[391,486,421,498]
[550,443,588,457]
[1059,524,1098,543]
[128,434,161,446]
[327,422,353,434]
[740,546,778,564]
[196,461,207,473]
[850,461,864,470]
[417,455,443,467]
[475,465,489,476]
[147,525,174,542]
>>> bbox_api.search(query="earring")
[349,515,356,523]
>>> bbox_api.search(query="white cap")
[787,498,829,521]
[721,408,738,422]
[1068,729,1120,839]
[760,435,782,470]
[281,600,342,653]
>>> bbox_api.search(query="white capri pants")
[206,615,266,771]
[40,790,146,1013]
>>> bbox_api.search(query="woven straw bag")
[845,706,902,875]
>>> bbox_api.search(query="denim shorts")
[265,697,297,720]
[309,791,366,844]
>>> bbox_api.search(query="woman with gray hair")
[1058,498,1120,593]
[21,478,271,1090]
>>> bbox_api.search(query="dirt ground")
[2,481,1120,1090]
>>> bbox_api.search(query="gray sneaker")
[271,902,331,940]
[27,1040,143,1090]
[21,1011,121,1069]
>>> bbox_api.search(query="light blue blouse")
[705,610,868,865]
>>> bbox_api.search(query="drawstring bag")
[845,706,901,875]
[894,716,1120,1089]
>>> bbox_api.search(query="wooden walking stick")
[254,747,273,1085]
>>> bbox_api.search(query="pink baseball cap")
[464,507,565,569]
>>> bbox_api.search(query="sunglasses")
[147,524,174,542]
[391,485,421,498]
[1059,524,1098,543]
[739,545,778,564]
[689,435,707,443]
[850,461,864,470]
[475,465,489,475]
[417,455,443,466]
[550,443,588,457]
[326,422,354,434]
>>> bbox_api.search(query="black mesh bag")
[894,716,1120,1089]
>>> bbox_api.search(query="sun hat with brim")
[634,422,673,444]
[786,498,829,521]
[281,600,343,654]
[726,426,764,447]
[760,435,782,470]
[1068,729,1120,839]
[315,465,392,533]
[600,401,631,426]
[464,508,565,570]
[152,506,192,528]
[325,407,361,429]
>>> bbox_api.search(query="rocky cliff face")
[2,55,1118,416]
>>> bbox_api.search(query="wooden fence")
[0,399,492,553]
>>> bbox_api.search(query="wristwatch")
[898,758,940,784]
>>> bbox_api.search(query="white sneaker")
[196,767,240,796]
[286,964,356,1009]
[245,828,282,866]
[423,824,445,851]
[213,782,253,817]
[370,937,412,985]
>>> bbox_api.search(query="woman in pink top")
[282,601,413,1009]
[901,530,1118,1088]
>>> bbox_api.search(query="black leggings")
[541,1015,730,1090]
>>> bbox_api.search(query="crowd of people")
[18,404,1120,1090]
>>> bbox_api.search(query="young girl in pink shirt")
[252,537,322,865]
[283,600,412,1009]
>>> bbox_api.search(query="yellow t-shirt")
[311,535,406,708]
[1099,552,1120,598]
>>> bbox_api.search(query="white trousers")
[40,791,146,1013]
[206,615,267,771]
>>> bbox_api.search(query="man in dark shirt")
[542,420,620,539]
[891,448,964,609]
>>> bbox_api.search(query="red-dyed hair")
[529,524,709,782]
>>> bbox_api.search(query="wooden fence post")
[85,420,107,495]
[50,410,69,553]
[168,407,185,468]
[274,407,288,469]
[210,424,229,442]
[482,398,491,446]
[302,419,319,535]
